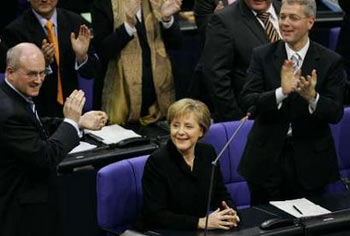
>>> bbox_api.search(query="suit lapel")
[301,42,320,78]
[273,41,287,88]
[239,0,268,44]
[56,9,71,67]
[1,82,44,130]
[24,10,47,47]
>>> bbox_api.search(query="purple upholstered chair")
[326,107,350,193]
[221,120,253,209]
[202,122,231,184]
[96,155,149,235]
[0,73,4,83]
[329,27,341,51]
[202,121,252,209]
[78,76,94,111]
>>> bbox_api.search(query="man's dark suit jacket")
[0,81,79,236]
[3,8,99,117]
[194,0,229,51]
[91,0,182,110]
[202,0,280,122]
[0,36,7,72]
[238,40,345,190]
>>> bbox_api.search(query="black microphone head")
[247,105,256,119]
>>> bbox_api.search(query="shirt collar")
[32,8,58,30]
[285,38,310,61]
[5,78,33,103]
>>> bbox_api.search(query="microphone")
[203,106,255,235]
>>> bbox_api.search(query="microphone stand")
[203,112,252,236]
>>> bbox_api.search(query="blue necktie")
[28,100,41,125]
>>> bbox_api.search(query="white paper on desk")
[69,141,97,154]
[270,198,331,218]
[85,124,141,145]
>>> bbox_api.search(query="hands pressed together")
[198,201,240,230]
[281,60,317,102]
[63,89,108,130]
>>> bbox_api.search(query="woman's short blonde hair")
[167,98,211,136]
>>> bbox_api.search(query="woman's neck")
[182,151,195,171]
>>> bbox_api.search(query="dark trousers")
[248,137,324,206]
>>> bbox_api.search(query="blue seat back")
[96,155,148,233]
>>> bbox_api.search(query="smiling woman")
[134,98,240,232]
[168,99,209,168]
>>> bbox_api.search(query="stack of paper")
[85,124,141,145]
[69,141,97,154]
[270,198,331,218]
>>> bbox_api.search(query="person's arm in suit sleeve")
[202,13,242,121]
[160,17,183,50]
[240,48,281,114]
[2,23,27,49]
[91,0,134,63]
[310,56,345,124]
[142,155,199,230]
[194,0,216,50]
[2,117,79,176]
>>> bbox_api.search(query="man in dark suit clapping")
[0,43,107,236]
[3,0,99,117]
[239,0,345,205]
[202,0,281,122]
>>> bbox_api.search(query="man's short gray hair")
[282,0,317,17]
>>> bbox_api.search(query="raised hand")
[41,39,55,65]
[281,60,301,95]
[79,111,108,130]
[296,69,317,101]
[125,0,141,27]
[70,24,91,64]
[63,89,86,124]
[215,0,224,12]
[160,0,182,22]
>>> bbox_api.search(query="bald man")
[0,43,107,236]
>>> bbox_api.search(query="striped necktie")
[256,12,280,43]
[291,53,301,71]
[45,20,64,105]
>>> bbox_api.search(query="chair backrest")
[96,155,149,233]
[325,107,350,193]
[202,123,231,182]
[0,73,4,83]
[202,120,253,209]
[329,27,341,51]
[222,120,253,209]
[335,107,350,178]
[78,76,94,111]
